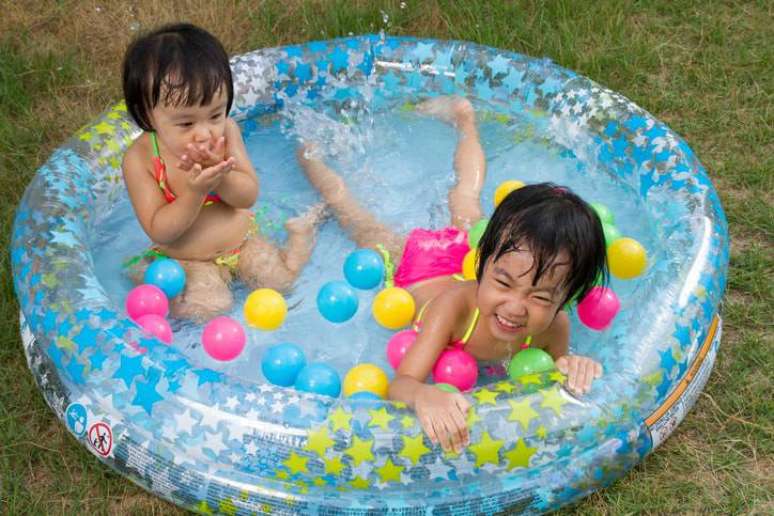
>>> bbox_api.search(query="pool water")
[91,100,658,387]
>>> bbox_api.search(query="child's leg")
[236,205,325,291]
[296,145,405,258]
[417,96,486,230]
[170,260,233,323]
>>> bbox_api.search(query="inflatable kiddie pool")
[12,36,728,513]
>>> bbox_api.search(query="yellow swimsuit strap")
[414,301,480,345]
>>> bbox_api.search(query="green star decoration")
[376,457,404,483]
[507,398,539,431]
[283,452,309,475]
[305,425,334,458]
[344,436,374,466]
[540,385,568,416]
[399,433,431,465]
[472,388,499,405]
[469,431,504,467]
[504,438,537,470]
[368,407,395,430]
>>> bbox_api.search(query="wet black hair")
[122,23,233,132]
[475,182,607,309]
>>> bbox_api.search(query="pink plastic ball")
[577,286,620,330]
[126,284,169,321]
[432,348,478,392]
[135,314,173,344]
[386,329,418,370]
[202,316,246,361]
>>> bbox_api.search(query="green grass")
[1,1,772,514]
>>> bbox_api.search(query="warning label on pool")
[88,422,113,457]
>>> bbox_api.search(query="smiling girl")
[297,96,606,452]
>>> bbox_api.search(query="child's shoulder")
[425,282,478,333]
[122,132,151,170]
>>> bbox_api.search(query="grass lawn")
[1,1,771,513]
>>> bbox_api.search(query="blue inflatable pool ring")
[12,36,728,513]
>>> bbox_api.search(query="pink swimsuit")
[393,226,470,288]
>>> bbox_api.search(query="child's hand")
[185,157,235,195]
[555,355,602,395]
[414,385,471,453]
[178,136,227,170]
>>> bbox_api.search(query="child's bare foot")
[285,202,328,236]
[416,96,475,126]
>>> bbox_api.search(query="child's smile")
[477,248,568,343]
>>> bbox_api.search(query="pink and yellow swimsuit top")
[151,132,222,206]
[413,301,533,351]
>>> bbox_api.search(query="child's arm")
[540,311,602,395]
[122,144,232,244]
[178,119,258,209]
[388,295,472,453]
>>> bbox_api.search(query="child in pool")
[122,23,323,322]
[297,96,606,453]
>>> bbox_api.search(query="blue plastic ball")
[343,249,385,289]
[294,363,341,398]
[317,280,358,323]
[144,258,186,298]
[261,343,306,387]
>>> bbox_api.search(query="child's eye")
[534,295,553,304]
[177,122,193,128]
[210,113,222,120]
[495,279,510,288]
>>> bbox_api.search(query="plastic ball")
[343,249,385,289]
[432,348,478,392]
[462,248,478,280]
[372,287,416,329]
[386,329,418,369]
[591,202,615,225]
[202,316,246,361]
[467,219,489,248]
[261,343,306,386]
[508,348,555,380]
[494,180,525,208]
[602,222,622,247]
[317,281,359,323]
[608,237,647,279]
[343,363,389,399]
[577,286,620,331]
[244,288,287,330]
[143,258,186,298]
[135,314,173,344]
[294,363,341,398]
[436,383,460,393]
[126,284,169,321]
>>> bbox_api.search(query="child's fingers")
[594,361,603,378]
[567,358,580,391]
[555,356,569,374]
[579,361,594,393]
[420,415,437,445]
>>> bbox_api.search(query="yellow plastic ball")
[462,248,478,280]
[494,180,525,208]
[372,287,416,330]
[608,237,648,279]
[244,288,287,330]
[343,363,389,398]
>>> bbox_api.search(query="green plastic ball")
[508,348,555,380]
[602,222,622,247]
[436,383,460,393]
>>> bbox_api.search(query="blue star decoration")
[113,354,145,389]
[329,46,350,74]
[194,368,223,386]
[659,347,678,376]
[65,358,86,384]
[132,368,163,415]
[73,325,100,354]
[89,348,108,371]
